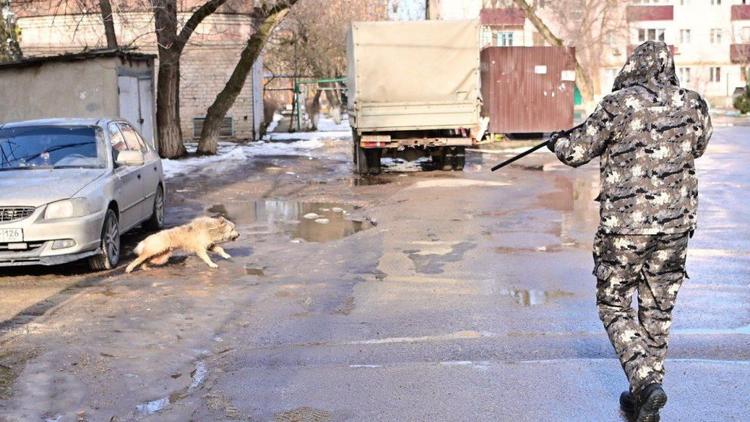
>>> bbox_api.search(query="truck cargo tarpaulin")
[346,20,480,132]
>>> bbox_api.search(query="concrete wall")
[0,57,119,122]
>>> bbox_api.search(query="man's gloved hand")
[547,132,562,152]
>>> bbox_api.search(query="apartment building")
[426,0,746,107]
[603,0,750,106]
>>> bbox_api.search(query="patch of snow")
[266,112,283,133]
[189,361,208,391]
[265,115,351,141]
[161,138,335,179]
[136,397,170,416]
[161,145,248,178]
[314,218,330,224]
[381,157,431,172]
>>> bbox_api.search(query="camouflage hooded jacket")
[551,41,712,235]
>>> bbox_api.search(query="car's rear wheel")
[144,185,165,230]
[89,209,120,271]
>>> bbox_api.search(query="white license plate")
[0,228,23,243]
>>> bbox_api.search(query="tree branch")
[511,0,594,103]
[175,0,229,52]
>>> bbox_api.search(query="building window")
[638,28,665,43]
[679,67,691,84]
[496,32,514,47]
[680,29,691,44]
[679,0,691,5]
[710,29,722,44]
[710,0,721,5]
[481,29,492,47]
[710,67,721,83]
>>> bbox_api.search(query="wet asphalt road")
[0,124,749,421]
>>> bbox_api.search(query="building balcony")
[480,8,525,27]
[731,5,750,21]
[730,44,750,64]
[628,44,677,56]
[626,6,673,22]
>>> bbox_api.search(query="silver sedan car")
[0,118,165,270]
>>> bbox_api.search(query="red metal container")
[481,46,576,134]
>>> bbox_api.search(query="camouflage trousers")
[593,231,690,394]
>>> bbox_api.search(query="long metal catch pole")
[490,140,549,172]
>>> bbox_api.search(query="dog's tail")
[134,240,145,256]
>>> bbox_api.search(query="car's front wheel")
[144,185,165,231]
[89,209,120,271]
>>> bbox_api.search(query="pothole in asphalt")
[498,288,574,306]
[404,242,476,274]
[244,265,266,276]
[207,201,373,243]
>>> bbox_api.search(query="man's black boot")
[620,391,636,414]
[636,384,667,422]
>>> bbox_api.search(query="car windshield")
[0,125,107,170]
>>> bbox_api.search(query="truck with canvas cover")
[346,20,482,174]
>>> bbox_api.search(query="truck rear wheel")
[364,148,382,175]
[353,130,367,174]
[437,147,466,171]
[453,147,466,171]
[354,142,369,175]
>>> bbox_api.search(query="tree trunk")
[156,55,187,158]
[511,0,594,103]
[151,0,228,158]
[99,0,118,48]
[197,4,295,155]
[322,82,342,124]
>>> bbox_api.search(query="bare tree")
[512,0,628,105]
[264,0,386,122]
[0,0,22,62]
[197,0,299,155]
[98,0,117,48]
[150,0,228,158]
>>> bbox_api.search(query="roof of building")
[480,8,526,27]
[0,49,156,71]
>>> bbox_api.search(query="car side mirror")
[115,150,145,166]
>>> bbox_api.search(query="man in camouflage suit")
[548,41,712,421]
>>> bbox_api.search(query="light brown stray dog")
[125,216,240,273]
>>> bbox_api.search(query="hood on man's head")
[612,41,679,92]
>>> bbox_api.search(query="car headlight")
[44,198,96,220]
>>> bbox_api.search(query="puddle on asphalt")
[498,288,574,306]
[405,242,476,274]
[207,201,371,243]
